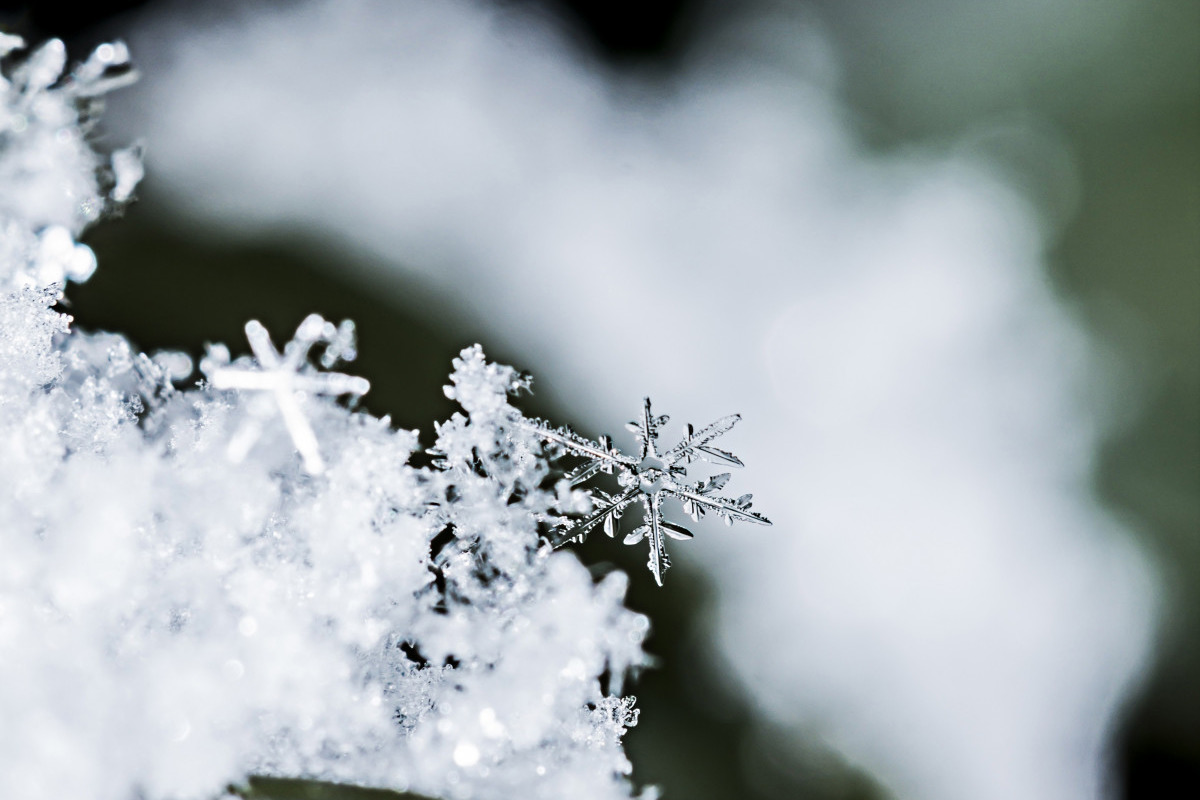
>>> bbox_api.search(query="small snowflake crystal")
[203,315,370,474]
[523,398,771,585]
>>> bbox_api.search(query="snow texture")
[0,41,649,800]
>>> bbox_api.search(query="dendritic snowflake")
[523,398,771,585]
[202,314,369,474]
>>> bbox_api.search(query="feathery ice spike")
[204,314,369,474]
[523,398,771,585]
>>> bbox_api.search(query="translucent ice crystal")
[523,399,771,585]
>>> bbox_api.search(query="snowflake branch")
[551,486,641,547]
[519,418,636,468]
[670,487,771,526]
[664,413,742,466]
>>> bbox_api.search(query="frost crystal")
[203,315,371,474]
[524,399,771,585]
[1,42,649,800]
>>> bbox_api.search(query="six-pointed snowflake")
[523,398,771,585]
[204,314,369,474]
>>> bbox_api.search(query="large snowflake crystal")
[524,398,771,585]
[203,314,369,474]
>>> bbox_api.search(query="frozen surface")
[0,41,648,800]
[112,2,1158,799]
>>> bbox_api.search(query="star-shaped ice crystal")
[524,398,771,585]
[206,314,369,474]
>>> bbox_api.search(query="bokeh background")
[5,1,1196,798]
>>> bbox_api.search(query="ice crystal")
[203,315,371,474]
[0,41,650,800]
[524,399,771,585]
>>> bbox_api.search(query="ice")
[523,398,770,585]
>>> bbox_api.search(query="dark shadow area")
[1122,745,1200,800]
[75,200,480,434]
[505,0,697,63]
[236,776,427,800]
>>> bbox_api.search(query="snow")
[0,41,649,800]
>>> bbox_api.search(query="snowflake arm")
[645,493,669,587]
[520,417,637,476]
[627,397,668,460]
[664,414,744,467]
[207,315,370,474]
[551,486,641,547]
[273,388,322,470]
[669,485,771,527]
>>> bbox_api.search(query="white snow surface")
[111,2,1159,799]
[0,39,648,800]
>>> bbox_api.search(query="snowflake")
[523,398,771,585]
[203,314,369,474]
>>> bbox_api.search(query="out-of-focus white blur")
[112,2,1157,798]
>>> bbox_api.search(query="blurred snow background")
[17,0,1196,798]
